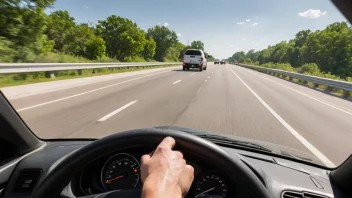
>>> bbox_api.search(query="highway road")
[6,63,352,167]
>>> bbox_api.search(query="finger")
[141,154,151,164]
[186,164,194,175]
[173,151,183,159]
[180,165,195,195]
[157,136,176,150]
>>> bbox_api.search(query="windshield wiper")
[195,134,273,153]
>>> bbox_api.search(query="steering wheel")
[32,128,272,198]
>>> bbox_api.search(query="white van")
[183,49,208,72]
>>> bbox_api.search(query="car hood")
[155,126,324,166]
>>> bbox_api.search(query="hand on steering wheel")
[141,137,194,198]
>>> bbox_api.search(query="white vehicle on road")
[182,49,208,72]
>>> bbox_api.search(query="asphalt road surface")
[7,63,352,167]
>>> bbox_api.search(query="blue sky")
[50,0,348,59]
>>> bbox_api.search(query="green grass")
[0,65,176,88]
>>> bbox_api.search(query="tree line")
[0,0,214,63]
[228,22,352,79]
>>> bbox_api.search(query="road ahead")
[7,63,352,167]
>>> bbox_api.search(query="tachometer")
[194,174,228,197]
[101,153,140,191]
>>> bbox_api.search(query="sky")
[49,0,348,59]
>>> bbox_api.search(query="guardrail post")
[77,69,82,75]
[289,76,293,81]
[313,83,319,89]
[343,90,350,98]
[49,71,55,78]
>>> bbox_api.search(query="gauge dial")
[194,174,228,197]
[101,153,140,191]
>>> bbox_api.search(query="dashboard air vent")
[13,169,42,194]
[282,191,328,198]
[303,192,328,198]
[282,191,303,198]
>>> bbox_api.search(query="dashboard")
[2,141,336,198]
[71,146,236,198]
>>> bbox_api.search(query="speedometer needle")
[195,187,215,197]
[105,175,123,183]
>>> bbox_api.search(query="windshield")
[0,0,351,169]
[185,50,202,56]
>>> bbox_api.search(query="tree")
[86,37,106,59]
[147,25,178,61]
[63,24,95,57]
[0,0,55,42]
[96,15,146,61]
[245,49,255,62]
[191,41,204,51]
[143,38,156,60]
[46,10,76,52]
[0,36,15,62]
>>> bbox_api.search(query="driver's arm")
[141,137,194,198]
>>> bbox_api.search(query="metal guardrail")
[0,62,181,74]
[238,63,352,92]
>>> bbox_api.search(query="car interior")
[1,1,352,198]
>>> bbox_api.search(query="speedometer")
[101,153,140,191]
[194,174,228,197]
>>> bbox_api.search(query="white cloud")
[82,5,89,9]
[252,22,258,26]
[298,9,327,18]
[177,33,182,37]
[245,19,251,22]
[163,22,169,27]
[237,22,245,25]
[242,38,247,40]
[251,41,255,44]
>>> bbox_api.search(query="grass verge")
[0,64,176,88]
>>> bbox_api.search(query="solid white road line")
[242,68,352,116]
[17,70,170,112]
[230,68,335,167]
[173,80,181,84]
[190,73,196,76]
[97,100,138,122]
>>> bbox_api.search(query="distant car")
[183,49,208,72]
[214,59,220,64]
[220,60,226,65]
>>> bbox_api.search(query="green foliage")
[0,2,208,65]
[244,58,251,64]
[163,42,186,62]
[228,22,352,81]
[143,38,156,60]
[297,63,321,75]
[123,56,146,62]
[46,10,76,52]
[96,15,146,61]
[63,24,95,56]
[0,37,15,62]
[147,25,178,61]
[86,37,106,59]
[261,62,295,72]
[190,41,204,51]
